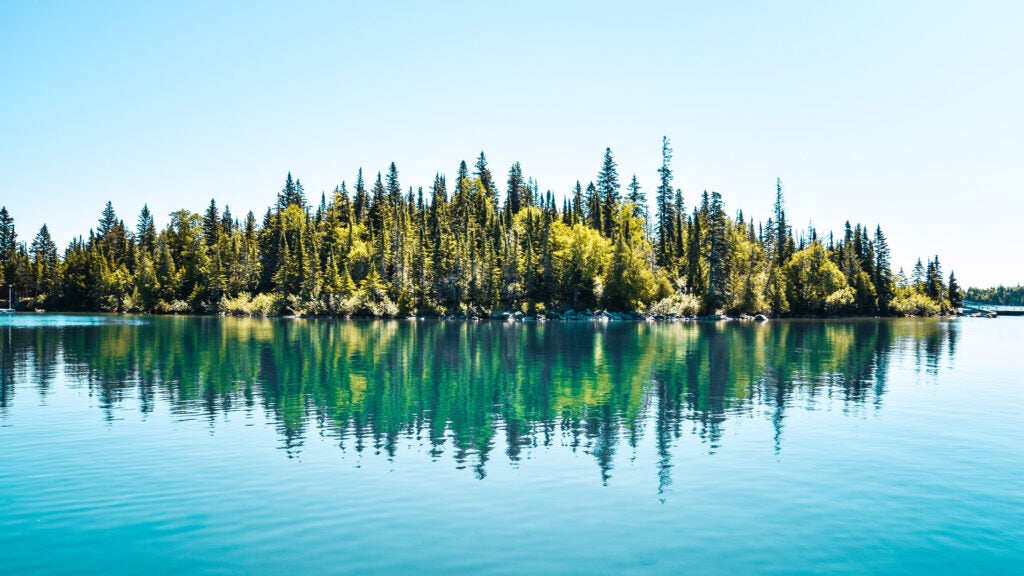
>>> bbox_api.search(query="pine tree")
[655,136,676,268]
[277,172,306,211]
[505,162,524,219]
[948,271,963,310]
[474,152,496,207]
[705,191,731,312]
[0,207,17,285]
[586,182,602,233]
[203,199,221,247]
[30,224,60,303]
[571,181,584,225]
[353,168,369,223]
[596,147,620,237]
[137,204,157,254]
[772,178,793,266]
[872,226,894,313]
[626,174,647,226]
[97,201,118,239]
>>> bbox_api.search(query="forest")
[0,139,962,317]
[964,285,1024,306]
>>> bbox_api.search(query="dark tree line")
[0,140,960,316]
[965,285,1023,306]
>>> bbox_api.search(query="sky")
[1,1,1021,287]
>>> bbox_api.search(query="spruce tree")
[474,152,496,206]
[98,201,118,239]
[948,271,963,310]
[772,178,792,266]
[505,162,524,220]
[872,226,894,314]
[0,207,17,285]
[655,136,676,267]
[137,205,156,254]
[203,199,221,247]
[596,147,620,237]
[626,174,647,225]
[353,168,369,223]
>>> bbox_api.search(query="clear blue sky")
[2,1,1021,286]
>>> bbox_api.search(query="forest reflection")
[0,317,957,484]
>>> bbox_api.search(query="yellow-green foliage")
[649,293,701,316]
[219,292,281,316]
[550,221,612,308]
[783,242,850,314]
[891,288,940,316]
[603,205,660,310]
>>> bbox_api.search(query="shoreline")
[8,309,968,322]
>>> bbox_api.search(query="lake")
[1,315,1021,574]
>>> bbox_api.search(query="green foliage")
[783,242,850,314]
[603,205,658,311]
[649,292,701,316]
[964,284,1023,306]
[891,288,941,316]
[0,151,953,317]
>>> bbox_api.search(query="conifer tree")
[571,181,584,225]
[203,199,221,247]
[0,207,17,285]
[597,147,620,237]
[505,162,524,220]
[626,174,647,226]
[353,168,368,223]
[137,205,157,254]
[474,152,496,206]
[873,226,894,313]
[655,136,676,267]
[772,178,793,267]
[97,201,118,239]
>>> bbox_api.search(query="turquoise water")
[1,315,1021,574]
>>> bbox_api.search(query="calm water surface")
[1,315,1021,574]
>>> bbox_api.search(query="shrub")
[649,293,701,316]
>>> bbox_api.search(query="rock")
[754,314,768,322]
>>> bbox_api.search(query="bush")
[219,292,281,316]
[891,290,940,316]
[649,293,701,316]
[824,286,856,314]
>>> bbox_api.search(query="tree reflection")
[0,317,957,482]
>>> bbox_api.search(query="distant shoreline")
[8,310,968,322]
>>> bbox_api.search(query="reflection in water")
[0,317,956,485]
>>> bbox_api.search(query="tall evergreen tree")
[705,191,731,312]
[277,172,306,211]
[596,147,620,237]
[872,226,894,313]
[353,168,369,223]
[137,204,156,254]
[655,136,677,268]
[97,201,118,240]
[0,206,17,285]
[772,178,793,267]
[505,162,525,220]
[474,152,496,206]
[626,174,647,226]
[203,199,221,247]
